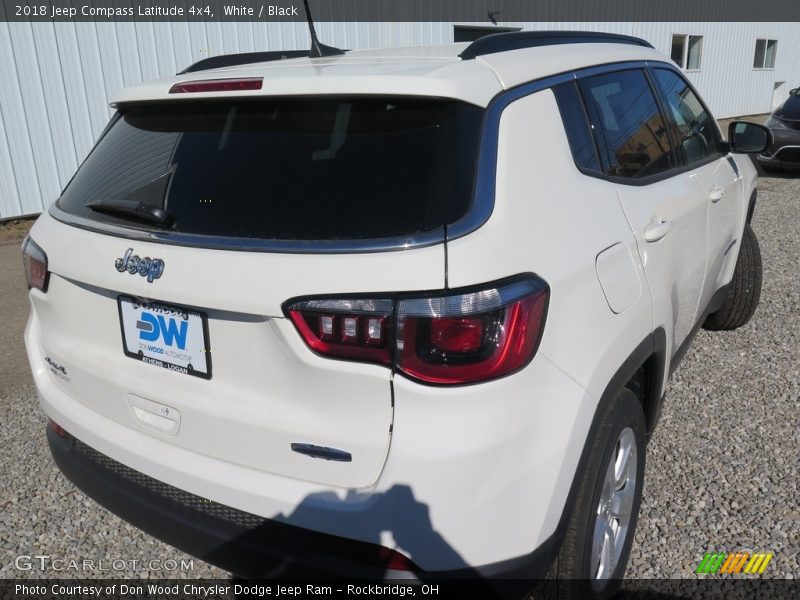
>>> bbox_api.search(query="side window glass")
[579,70,676,179]
[653,69,721,166]
[552,82,601,173]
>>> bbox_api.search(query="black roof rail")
[459,31,654,60]
[179,50,314,75]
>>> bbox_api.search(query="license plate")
[117,296,211,379]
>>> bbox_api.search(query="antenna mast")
[303,0,345,58]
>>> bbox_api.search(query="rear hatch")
[30,95,482,488]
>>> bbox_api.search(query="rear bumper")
[29,273,593,575]
[47,425,557,579]
[32,307,591,574]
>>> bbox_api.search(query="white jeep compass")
[23,31,769,596]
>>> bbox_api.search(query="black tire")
[760,163,782,174]
[703,224,762,331]
[546,388,646,599]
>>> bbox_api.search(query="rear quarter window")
[552,81,602,173]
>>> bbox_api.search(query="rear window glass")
[57,98,483,241]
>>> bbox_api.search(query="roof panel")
[110,47,502,107]
[109,41,671,108]
[477,43,671,89]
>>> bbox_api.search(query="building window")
[670,34,703,70]
[753,39,778,69]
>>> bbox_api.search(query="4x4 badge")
[115,249,165,283]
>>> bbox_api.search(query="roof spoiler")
[179,51,310,74]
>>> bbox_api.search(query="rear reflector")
[285,275,549,385]
[48,418,68,439]
[169,78,263,94]
[377,546,417,571]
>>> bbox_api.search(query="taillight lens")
[169,77,263,94]
[287,299,394,366]
[285,275,549,385]
[397,278,548,384]
[22,235,49,292]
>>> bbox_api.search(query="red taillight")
[169,77,263,94]
[395,278,549,384]
[285,276,549,385]
[430,317,484,353]
[287,299,394,366]
[22,235,49,292]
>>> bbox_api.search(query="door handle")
[709,187,725,203]
[643,219,673,243]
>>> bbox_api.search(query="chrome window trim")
[48,203,446,254]
[445,70,575,241]
[447,59,658,240]
[50,59,664,253]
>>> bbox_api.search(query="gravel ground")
[0,384,226,580]
[0,173,797,582]
[0,242,34,394]
[627,171,800,579]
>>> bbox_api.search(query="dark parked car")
[759,87,800,171]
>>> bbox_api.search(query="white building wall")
[1,21,799,219]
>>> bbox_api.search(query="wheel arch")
[567,327,668,514]
[746,188,758,224]
[591,328,667,441]
[538,328,667,573]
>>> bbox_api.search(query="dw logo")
[136,312,188,350]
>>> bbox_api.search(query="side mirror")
[728,121,771,154]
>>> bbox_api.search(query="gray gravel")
[0,242,34,394]
[0,385,226,579]
[626,170,800,580]
[0,172,797,581]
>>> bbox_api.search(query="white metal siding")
[1,21,799,219]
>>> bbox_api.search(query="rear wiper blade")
[88,199,171,226]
